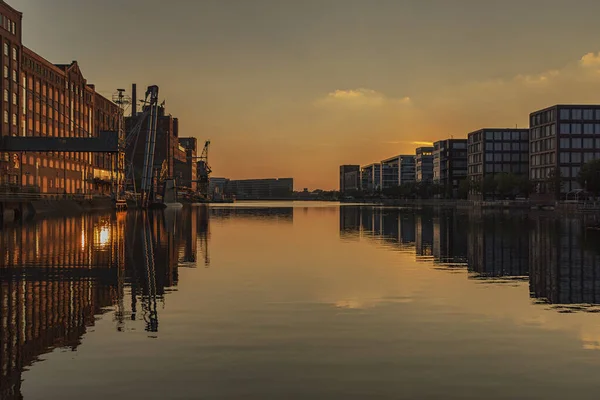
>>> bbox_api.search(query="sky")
[13,0,600,190]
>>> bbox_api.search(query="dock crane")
[124,85,160,208]
[196,140,211,200]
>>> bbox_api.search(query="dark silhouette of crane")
[196,140,211,200]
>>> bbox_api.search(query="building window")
[3,66,7,79]
[485,142,493,151]
[584,109,594,120]
[572,109,582,120]
[494,131,502,141]
[503,131,511,140]
[560,138,570,149]
[3,42,7,56]
[560,123,570,134]
[485,131,494,141]
[11,21,15,35]
[560,109,570,120]
[571,123,582,134]
[11,46,16,61]
[520,142,529,151]
[572,152,581,163]
[512,142,520,151]
[561,167,571,178]
[584,152,595,163]
[3,110,8,124]
[12,92,16,105]
[572,138,582,149]
[584,123,594,134]
[3,89,7,103]
[503,142,510,151]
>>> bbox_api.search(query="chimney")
[131,83,137,117]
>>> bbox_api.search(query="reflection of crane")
[197,140,211,200]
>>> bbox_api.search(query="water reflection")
[210,206,293,222]
[529,215,600,312]
[0,206,206,399]
[340,206,600,307]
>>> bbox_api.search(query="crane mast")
[140,86,160,208]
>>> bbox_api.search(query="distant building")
[433,139,467,195]
[226,178,293,199]
[209,177,229,197]
[361,163,381,192]
[339,165,360,193]
[380,156,399,189]
[415,147,434,182]
[467,128,529,184]
[529,105,600,195]
[399,156,416,185]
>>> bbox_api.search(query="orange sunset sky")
[16,0,600,190]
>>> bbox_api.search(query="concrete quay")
[0,192,116,222]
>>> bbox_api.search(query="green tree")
[578,159,600,197]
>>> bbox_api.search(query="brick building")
[0,1,123,194]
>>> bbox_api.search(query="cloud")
[383,140,433,146]
[580,52,600,67]
[514,70,560,85]
[315,88,411,108]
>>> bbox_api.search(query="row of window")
[559,137,597,149]
[531,110,556,126]
[483,131,529,142]
[484,163,528,174]
[485,153,529,163]
[3,42,16,61]
[485,142,529,152]
[531,138,555,153]
[559,151,600,164]
[531,153,556,167]
[530,125,556,139]
[0,14,17,35]
[558,108,600,122]
[558,123,600,135]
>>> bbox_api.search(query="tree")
[481,175,497,199]
[494,173,517,198]
[457,179,470,199]
[515,175,535,197]
[578,159,600,197]
[546,168,564,198]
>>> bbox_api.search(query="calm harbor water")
[2,202,600,399]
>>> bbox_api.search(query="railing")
[0,191,111,202]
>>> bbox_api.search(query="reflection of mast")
[198,205,210,267]
[141,213,159,332]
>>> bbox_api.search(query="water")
[2,203,600,399]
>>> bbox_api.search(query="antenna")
[112,89,131,108]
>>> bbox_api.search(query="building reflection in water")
[210,206,293,223]
[0,206,205,399]
[467,213,530,281]
[340,206,600,310]
[529,215,600,309]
